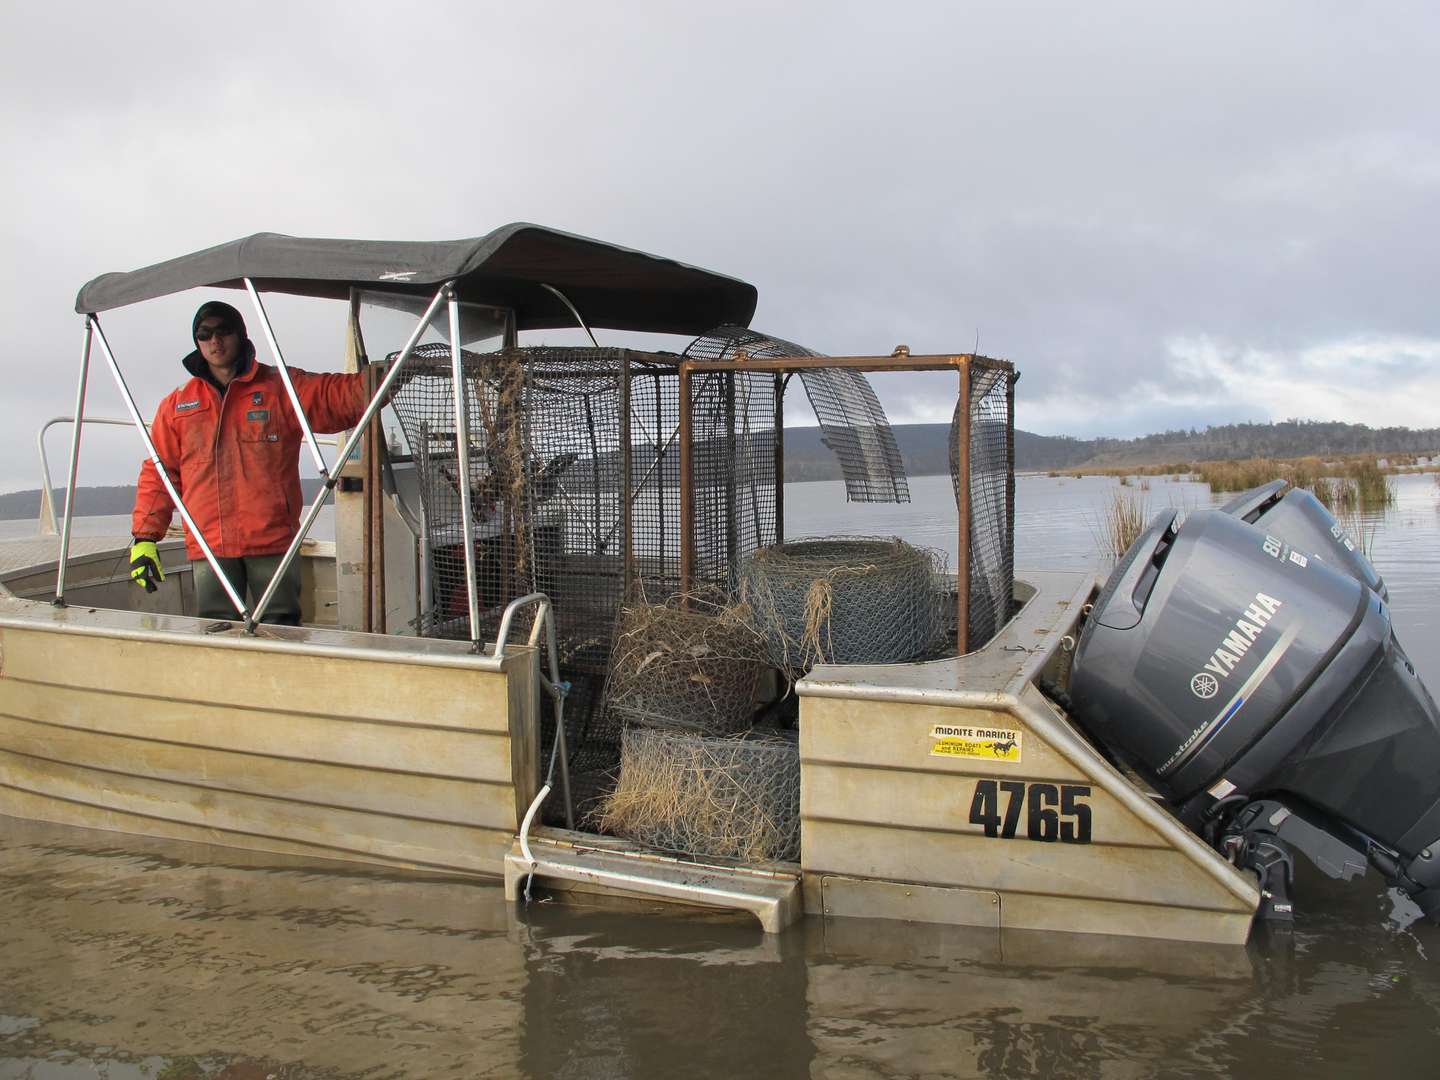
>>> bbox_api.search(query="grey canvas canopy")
[74,223,758,335]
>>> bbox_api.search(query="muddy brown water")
[3,473,1438,1077]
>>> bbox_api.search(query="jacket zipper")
[211,379,229,555]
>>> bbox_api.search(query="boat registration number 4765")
[968,780,1093,844]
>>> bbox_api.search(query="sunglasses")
[196,323,237,342]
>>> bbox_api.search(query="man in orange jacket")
[129,300,367,624]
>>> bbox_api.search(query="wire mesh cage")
[951,360,1017,649]
[388,343,786,777]
[739,536,946,673]
[603,594,771,736]
[684,362,781,594]
[599,727,802,863]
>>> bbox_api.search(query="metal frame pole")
[678,361,694,596]
[88,316,249,618]
[448,288,483,650]
[956,361,973,655]
[774,372,785,546]
[1005,365,1017,619]
[54,320,93,604]
[248,283,450,631]
[365,363,388,633]
[621,352,634,595]
[724,371,737,591]
[244,278,330,477]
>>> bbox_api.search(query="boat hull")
[0,596,538,876]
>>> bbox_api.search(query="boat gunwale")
[0,595,515,672]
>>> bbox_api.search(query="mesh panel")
[684,326,910,503]
[388,343,781,778]
[600,728,801,863]
[390,345,628,780]
[688,365,780,592]
[603,597,770,736]
[739,537,946,673]
[950,361,1016,648]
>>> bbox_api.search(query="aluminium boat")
[1,224,1339,946]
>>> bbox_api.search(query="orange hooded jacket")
[132,344,367,560]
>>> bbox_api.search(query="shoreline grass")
[1063,452,1405,510]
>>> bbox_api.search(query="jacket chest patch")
[247,409,271,423]
[251,392,264,406]
[175,399,202,413]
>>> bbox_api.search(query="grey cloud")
[2,1,1438,493]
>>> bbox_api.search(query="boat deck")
[0,534,131,578]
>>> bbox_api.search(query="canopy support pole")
[539,283,599,348]
[244,278,331,478]
[88,315,249,620]
[448,287,484,652]
[247,283,449,631]
[53,319,93,606]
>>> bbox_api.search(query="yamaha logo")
[1191,672,1219,699]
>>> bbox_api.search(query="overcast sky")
[2,1,1437,494]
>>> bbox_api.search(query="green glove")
[130,540,164,593]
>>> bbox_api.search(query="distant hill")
[0,479,329,523]
[1063,419,1440,468]
[4,419,1436,520]
[799,419,1440,478]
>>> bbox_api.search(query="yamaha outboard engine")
[1219,479,1386,601]
[1069,509,1440,923]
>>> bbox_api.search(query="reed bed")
[1186,455,1395,510]
[1062,463,1190,479]
[1063,452,1435,491]
[1095,486,1150,562]
[1334,507,1380,559]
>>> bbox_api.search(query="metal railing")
[498,592,576,840]
[36,414,336,536]
[57,282,478,646]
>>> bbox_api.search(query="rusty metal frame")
[621,350,634,595]
[681,353,989,373]
[676,353,1013,650]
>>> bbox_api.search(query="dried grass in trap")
[739,537,945,671]
[598,728,801,863]
[603,596,770,735]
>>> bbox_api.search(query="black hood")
[185,299,256,389]
[192,299,248,342]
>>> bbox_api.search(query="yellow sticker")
[929,724,1022,762]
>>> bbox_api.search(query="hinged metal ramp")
[504,835,803,933]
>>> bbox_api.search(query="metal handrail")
[37,414,337,536]
[497,592,575,831]
[38,415,137,536]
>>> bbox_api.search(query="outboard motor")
[1069,509,1440,923]
[1218,479,1386,601]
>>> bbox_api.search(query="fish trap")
[603,596,771,736]
[739,536,946,672]
[599,728,801,863]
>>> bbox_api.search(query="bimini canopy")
[74,223,758,335]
